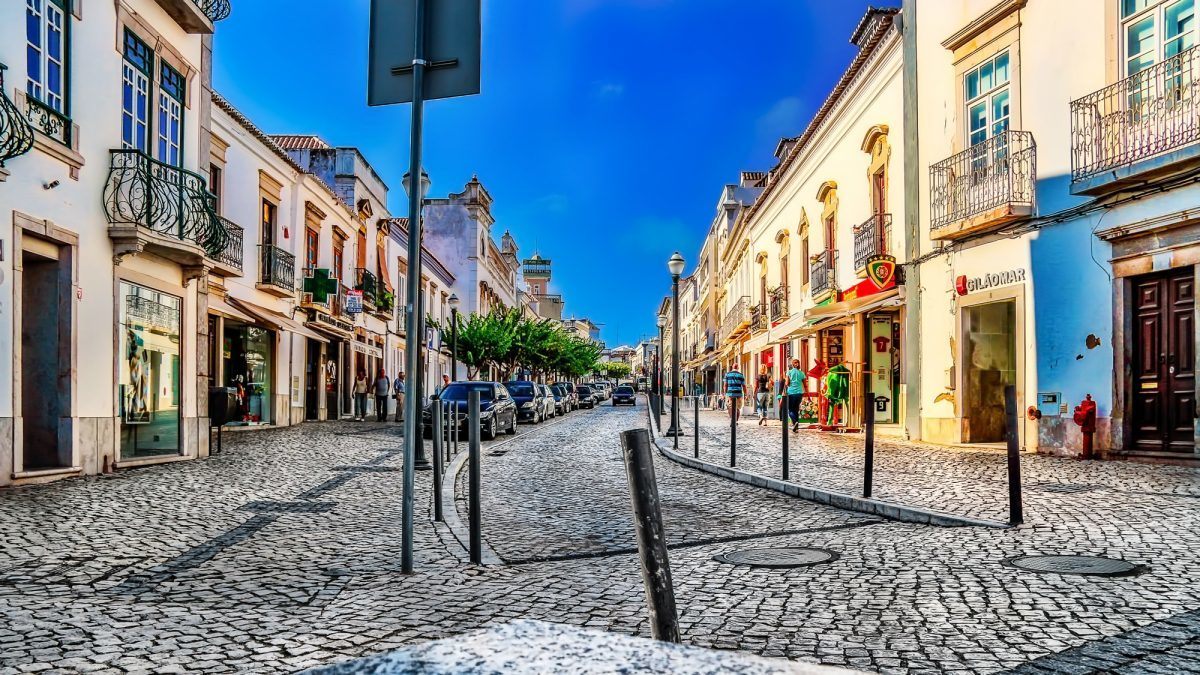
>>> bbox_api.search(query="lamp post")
[401,170,434,478]
[655,316,665,424]
[666,252,685,445]
[448,293,460,382]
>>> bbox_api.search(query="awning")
[228,297,330,344]
[208,295,259,325]
[803,288,902,324]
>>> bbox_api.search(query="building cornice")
[941,0,1027,52]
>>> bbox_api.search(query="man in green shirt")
[785,358,806,432]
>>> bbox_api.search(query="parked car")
[539,384,557,419]
[612,385,636,406]
[592,381,612,400]
[425,381,517,440]
[636,377,649,392]
[555,381,580,410]
[550,384,569,414]
[576,385,596,409]
[505,381,549,423]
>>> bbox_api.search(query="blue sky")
[213,0,885,347]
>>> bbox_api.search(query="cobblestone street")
[1,399,1199,674]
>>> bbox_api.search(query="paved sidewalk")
[660,398,1200,527]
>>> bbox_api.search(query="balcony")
[811,249,837,299]
[211,217,243,276]
[256,245,295,297]
[853,213,892,272]
[375,285,396,320]
[154,0,230,33]
[720,296,751,341]
[769,286,788,322]
[0,66,34,175]
[704,329,716,352]
[104,149,228,274]
[749,302,768,333]
[929,130,1036,241]
[1071,47,1200,195]
[22,95,71,148]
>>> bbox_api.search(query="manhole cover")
[1005,555,1145,577]
[713,547,838,568]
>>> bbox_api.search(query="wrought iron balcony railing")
[355,267,379,306]
[750,301,768,332]
[929,130,1036,232]
[720,295,750,340]
[811,249,837,297]
[23,95,71,148]
[704,329,716,352]
[769,285,788,321]
[194,0,231,22]
[853,213,892,270]
[103,149,228,256]
[213,217,243,272]
[1072,47,1200,182]
[0,65,34,167]
[333,284,351,318]
[259,245,295,293]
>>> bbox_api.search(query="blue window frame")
[121,29,152,153]
[26,0,68,112]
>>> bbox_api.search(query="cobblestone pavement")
[0,400,1198,674]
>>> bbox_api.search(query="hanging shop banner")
[346,290,364,314]
[351,340,383,359]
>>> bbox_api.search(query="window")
[157,62,184,166]
[209,164,223,214]
[1124,0,1196,75]
[119,281,182,459]
[261,200,277,248]
[801,237,809,285]
[304,228,319,269]
[26,0,67,113]
[332,237,345,280]
[965,51,1010,147]
[823,216,836,254]
[121,30,152,153]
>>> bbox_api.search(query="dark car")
[555,382,579,410]
[550,384,568,414]
[576,385,596,409]
[612,385,636,406]
[424,382,517,440]
[506,381,549,424]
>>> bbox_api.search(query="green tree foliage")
[440,309,602,381]
[599,361,632,381]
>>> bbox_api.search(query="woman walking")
[352,369,369,421]
[785,358,806,432]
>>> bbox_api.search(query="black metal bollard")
[468,390,483,564]
[863,387,874,498]
[730,405,737,468]
[1005,385,1024,526]
[781,395,789,481]
[432,401,444,522]
[693,396,700,459]
[619,428,681,643]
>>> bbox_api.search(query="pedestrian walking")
[393,371,406,422]
[724,364,746,423]
[756,368,772,425]
[373,368,390,422]
[435,373,451,396]
[786,358,806,432]
[352,369,369,421]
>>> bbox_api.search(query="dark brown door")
[1132,269,1195,453]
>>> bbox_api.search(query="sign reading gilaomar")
[956,268,1026,295]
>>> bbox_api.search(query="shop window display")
[223,322,274,424]
[119,282,182,459]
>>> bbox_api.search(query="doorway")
[962,300,1016,443]
[20,248,69,469]
[305,338,321,421]
[1131,268,1195,453]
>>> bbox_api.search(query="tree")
[441,309,514,380]
[600,361,631,382]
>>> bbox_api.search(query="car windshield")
[506,383,535,396]
[438,383,495,401]
[616,386,634,394]
[577,386,592,395]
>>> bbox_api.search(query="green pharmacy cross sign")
[302,269,339,304]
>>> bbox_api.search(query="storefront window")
[963,300,1016,442]
[119,282,182,459]
[223,322,274,424]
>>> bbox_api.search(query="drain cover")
[1005,555,1145,577]
[713,547,837,568]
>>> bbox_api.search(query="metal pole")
[432,401,443,522]
[863,385,874,498]
[468,389,483,564]
[730,406,737,468]
[399,0,428,576]
[693,395,699,459]
[669,274,681,444]
[781,393,789,481]
[450,307,458,382]
[1005,384,1023,526]
[619,428,681,643]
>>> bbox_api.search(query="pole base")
[664,427,686,437]
[414,458,433,471]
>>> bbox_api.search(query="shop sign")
[865,256,896,290]
[351,341,383,359]
[346,290,364,314]
[955,268,1026,295]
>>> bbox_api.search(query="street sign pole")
[399,0,428,576]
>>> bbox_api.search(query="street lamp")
[666,252,685,445]
[448,293,460,382]
[655,315,666,424]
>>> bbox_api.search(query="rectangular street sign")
[368,0,482,106]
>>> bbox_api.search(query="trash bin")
[209,387,238,452]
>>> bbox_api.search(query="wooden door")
[1132,269,1195,453]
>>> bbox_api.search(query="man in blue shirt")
[785,358,806,432]
[724,364,746,422]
